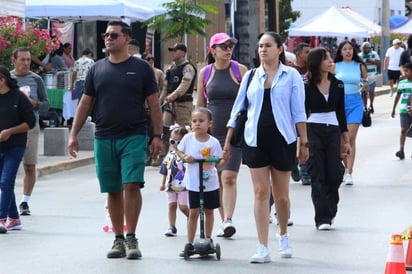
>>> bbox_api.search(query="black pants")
[307,123,345,227]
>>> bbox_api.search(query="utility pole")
[381,0,390,85]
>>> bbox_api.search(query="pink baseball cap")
[209,33,238,49]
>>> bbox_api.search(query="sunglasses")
[169,139,181,145]
[216,43,234,51]
[146,57,154,61]
[102,32,123,40]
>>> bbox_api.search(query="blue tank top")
[335,61,361,95]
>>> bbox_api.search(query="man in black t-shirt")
[68,21,162,260]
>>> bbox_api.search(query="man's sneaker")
[165,226,177,237]
[344,174,354,186]
[107,238,126,258]
[396,150,405,160]
[5,218,22,230]
[19,202,31,216]
[317,223,332,231]
[279,234,292,258]
[125,235,142,259]
[250,244,271,263]
[0,218,7,234]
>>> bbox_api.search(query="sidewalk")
[17,128,95,178]
[30,84,392,177]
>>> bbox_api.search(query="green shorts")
[94,134,147,193]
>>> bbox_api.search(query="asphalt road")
[2,93,412,274]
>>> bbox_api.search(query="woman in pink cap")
[196,33,247,238]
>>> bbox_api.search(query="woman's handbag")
[362,109,372,127]
[230,69,256,147]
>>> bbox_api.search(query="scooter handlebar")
[183,157,221,163]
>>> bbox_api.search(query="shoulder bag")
[230,68,256,147]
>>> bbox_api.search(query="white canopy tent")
[288,6,381,38]
[25,0,167,22]
[391,19,412,35]
[0,0,26,17]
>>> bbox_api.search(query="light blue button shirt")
[227,63,306,146]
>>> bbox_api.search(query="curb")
[37,157,95,177]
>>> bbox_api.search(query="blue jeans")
[0,147,25,219]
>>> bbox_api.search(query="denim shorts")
[94,134,147,193]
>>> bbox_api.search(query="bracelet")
[300,142,309,148]
[153,134,163,139]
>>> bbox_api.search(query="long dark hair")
[0,65,19,90]
[257,32,286,65]
[333,41,364,64]
[307,47,334,84]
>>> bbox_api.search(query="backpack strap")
[202,60,242,100]
[230,60,242,84]
[202,64,213,99]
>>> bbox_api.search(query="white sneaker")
[164,226,177,237]
[345,174,353,185]
[389,90,394,97]
[250,244,271,263]
[317,223,332,231]
[279,234,292,258]
[217,220,236,238]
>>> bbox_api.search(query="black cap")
[129,39,140,48]
[168,43,187,52]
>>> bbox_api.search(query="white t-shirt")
[385,46,404,71]
[177,132,222,192]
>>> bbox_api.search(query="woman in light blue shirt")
[224,32,308,263]
[334,41,368,186]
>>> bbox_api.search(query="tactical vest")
[166,62,196,102]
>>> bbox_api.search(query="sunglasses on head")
[169,139,180,145]
[102,32,123,40]
[215,43,234,51]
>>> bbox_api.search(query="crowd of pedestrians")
[2,18,411,265]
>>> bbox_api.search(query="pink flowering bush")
[0,16,60,70]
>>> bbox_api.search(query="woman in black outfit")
[305,48,351,230]
[0,65,35,233]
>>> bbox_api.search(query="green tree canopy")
[144,0,219,42]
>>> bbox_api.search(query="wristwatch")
[153,134,163,139]
[300,142,309,148]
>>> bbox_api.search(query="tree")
[279,0,300,38]
[144,0,219,42]
[267,0,300,39]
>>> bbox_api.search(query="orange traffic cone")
[405,231,412,271]
[384,234,406,274]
